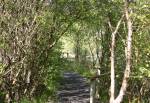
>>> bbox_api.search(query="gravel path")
[57,72,90,103]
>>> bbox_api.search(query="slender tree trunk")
[88,42,95,67]
[109,15,124,103]
[110,30,116,103]
[114,0,133,103]
[90,80,96,103]
[75,33,80,63]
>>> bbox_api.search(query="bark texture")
[114,0,133,103]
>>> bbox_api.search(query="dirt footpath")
[57,72,90,103]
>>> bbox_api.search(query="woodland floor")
[57,72,90,103]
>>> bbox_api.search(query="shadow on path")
[57,72,90,103]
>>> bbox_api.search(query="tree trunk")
[114,0,133,103]
[109,15,124,103]
[90,80,96,103]
[75,33,80,63]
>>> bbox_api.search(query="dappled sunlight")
[0,0,150,103]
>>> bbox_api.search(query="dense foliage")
[0,0,150,103]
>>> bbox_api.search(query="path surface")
[57,72,90,103]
